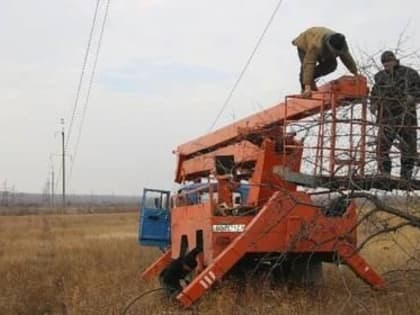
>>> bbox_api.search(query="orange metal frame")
[141,75,385,307]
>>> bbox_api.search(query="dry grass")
[1,212,419,315]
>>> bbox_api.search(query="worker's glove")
[406,94,416,105]
[302,85,312,98]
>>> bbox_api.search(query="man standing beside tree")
[371,51,420,180]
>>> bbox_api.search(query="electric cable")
[68,0,111,187]
[208,0,285,132]
[120,288,165,315]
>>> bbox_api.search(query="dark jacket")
[159,247,202,292]
[160,259,189,291]
[292,27,358,85]
[371,64,420,124]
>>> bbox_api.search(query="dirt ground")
[1,212,419,315]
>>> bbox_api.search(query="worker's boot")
[401,166,413,181]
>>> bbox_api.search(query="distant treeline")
[0,191,139,206]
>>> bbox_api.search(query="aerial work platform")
[140,76,397,308]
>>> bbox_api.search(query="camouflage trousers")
[376,121,417,179]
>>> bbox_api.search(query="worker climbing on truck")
[292,26,358,98]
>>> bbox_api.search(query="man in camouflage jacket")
[371,51,420,180]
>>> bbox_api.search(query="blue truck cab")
[138,188,171,248]
[138,183,249,249]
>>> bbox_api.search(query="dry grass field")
[1,212,420,315]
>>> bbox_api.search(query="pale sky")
[1,0,419,195]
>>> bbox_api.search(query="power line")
[66,0,101,149]
[208,0,285,132]
[54,0,106,194]
[68,0,111,188]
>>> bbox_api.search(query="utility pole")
[61,118,66,209]
[1,180,8,207]
[51,166,55,208]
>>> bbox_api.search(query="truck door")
[138,188,171,248]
